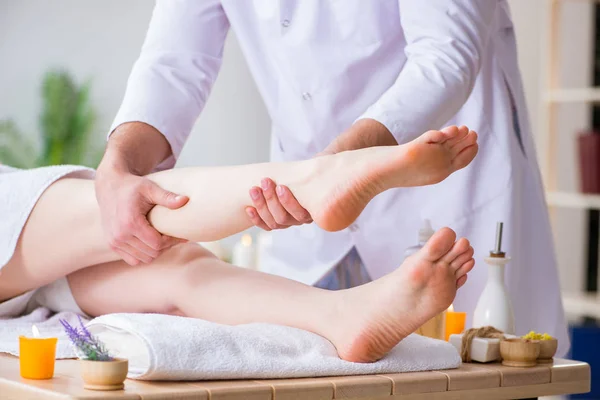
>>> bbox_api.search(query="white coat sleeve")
[110,0,229,168]
[357,0,497,144]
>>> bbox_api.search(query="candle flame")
[32,325,40,338]
[447,304,454,312]
[241,234,252,246]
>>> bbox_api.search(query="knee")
[164,243,218,316]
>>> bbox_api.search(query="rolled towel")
[86,313,461,381]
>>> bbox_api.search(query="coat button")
[302,92,312,101]
[281,19,291,27]
[349,224,359,232]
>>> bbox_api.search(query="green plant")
[0,69,101,168]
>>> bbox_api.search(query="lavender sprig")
[60,316,113,361]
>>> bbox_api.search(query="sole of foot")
[313,126,478,232]
[332,227,475,363]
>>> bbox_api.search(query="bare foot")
[329,228,475,363]
[311,126,478,231]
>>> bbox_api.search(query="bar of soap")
[449,333,516,363]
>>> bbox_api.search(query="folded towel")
[87,313,461,380]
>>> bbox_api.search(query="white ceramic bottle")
[472,222,515,334]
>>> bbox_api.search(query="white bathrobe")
[110,0,569,354]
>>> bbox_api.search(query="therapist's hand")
[96,122,190,265]
[245,148,336,230]
[245,178,313,230]
[95,167,189,265]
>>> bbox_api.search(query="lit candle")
[232,234,256,269]
[19,325,58,380]
[444,304,467,341]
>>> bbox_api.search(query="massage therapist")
[95,1,569,355]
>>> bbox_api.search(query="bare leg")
[0,126,476,300]
[148,126,478,238]
[68,228,474,363]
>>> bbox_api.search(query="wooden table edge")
[360,379,591,400]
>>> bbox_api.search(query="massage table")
[0,354,590,399]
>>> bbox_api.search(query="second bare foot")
[329,227,475,363]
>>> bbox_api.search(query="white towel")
[0,165,94,358]
[0,164,94,269]
[87,313,461,381]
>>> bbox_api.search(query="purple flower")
[60,317,113,361]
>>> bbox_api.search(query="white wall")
[0,0,271,168]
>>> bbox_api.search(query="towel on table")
[86,313,461,380]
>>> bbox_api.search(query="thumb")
[145,181,189,210]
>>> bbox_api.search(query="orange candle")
[444,304,467,341]
[19,325,57,380]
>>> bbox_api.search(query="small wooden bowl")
[80,358,128,391]
[500,338,540,368]
[538,338,558,364]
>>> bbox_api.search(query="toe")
[441,125,459,140]
[421,227,457,261]
[453,130,478,151]
[456,274,468,289]
[452,142,478,170]
[447,125,469,146]
[455,258,475,279]
[441,237,471,264]
[450,246,475,272]
[420,129,448,144]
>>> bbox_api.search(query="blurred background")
[0,1,599,397]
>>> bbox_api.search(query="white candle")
[232,234,256,269]
[32,325,40,338]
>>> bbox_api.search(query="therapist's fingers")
[110,241,151,266]
[144,181,190,212]
[261,178,300,226]
[249,185,282,229]
[246,207,272,231]
[110,246,141,267]
[276,185,313,223]
[134,216,167,255]
[109,226,157,265]
[126,236,158,264]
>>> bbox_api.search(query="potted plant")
[0,69,101,168]
[60,317,128,391]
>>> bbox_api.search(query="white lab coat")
[111,0,569,355]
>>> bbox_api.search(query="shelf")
[562,291,600,319]
[546,191,600,209]
[544,88,600,103]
